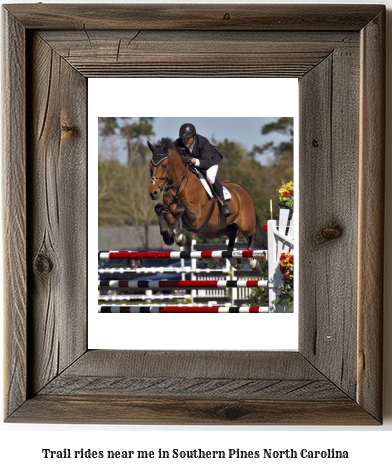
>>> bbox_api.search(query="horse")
[147,138,267,270]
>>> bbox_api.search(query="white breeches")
[206,165,219,184]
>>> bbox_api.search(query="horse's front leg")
[155,203,175,246]
[227,225,242,270]
[173,204,187,246]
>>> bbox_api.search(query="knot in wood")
[34,252,53,275]
[223,405,244,420]
[61,124,78,134]
[223,13,231,21]
[315,225,342,245]
[312,139,319,148]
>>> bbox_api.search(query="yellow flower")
[278,181,294,210]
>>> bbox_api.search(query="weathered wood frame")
[3,4,385,424]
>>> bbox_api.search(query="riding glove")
[181,156,193,166]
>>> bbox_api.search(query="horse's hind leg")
[155,204,174,246]
[227,226,242,270]
[173,204,187,246]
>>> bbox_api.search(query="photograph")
[97,117,294,316]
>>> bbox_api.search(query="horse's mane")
[155,137,184,158]
[156,137,175,150]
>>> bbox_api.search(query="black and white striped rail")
[98,279,268,289]
[99,295,192,302]
[98,267,231,275]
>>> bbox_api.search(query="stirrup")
[221,202,234,217]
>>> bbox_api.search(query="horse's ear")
[147,141,154,152]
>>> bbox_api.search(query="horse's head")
[148,139,172,200]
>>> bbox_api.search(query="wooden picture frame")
[3,4,385,424]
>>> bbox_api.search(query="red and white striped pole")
[98,250,266,260]
[98,305,269,313]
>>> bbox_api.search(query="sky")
[99,117,292,166]
[149,117,287,162]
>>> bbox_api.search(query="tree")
[215,139,274,224]
[215,139,248,181]
[250,117,294,219]
[261,117,293,137]
[98,117,155,166]
[98,160,156,248]
[252,117,294,160]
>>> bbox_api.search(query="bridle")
[150,152,189,197]
[149,153,169,191]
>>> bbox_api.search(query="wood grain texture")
[60,350,323,379]
[357,9,385,422]
[299,41,360,399]
[38,351,347,400]
[38,30,358,78]
[39,377,347,400]
[27,33,87,395]
[9,396,378,425]
[2,9,27,419]
[2,4,385,425]
[4,4,384,31]
[8,351,377,424]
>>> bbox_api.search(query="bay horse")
[147,139,267,269]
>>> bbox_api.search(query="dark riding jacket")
[174,134,223,171]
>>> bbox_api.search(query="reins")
[150,152,189,199]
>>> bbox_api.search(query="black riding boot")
[212,178,234,217]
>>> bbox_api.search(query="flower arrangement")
[278,181,294,217]
[279,251,294,280]
[273,251,294,312]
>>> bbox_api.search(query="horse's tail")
[253,213,268,250]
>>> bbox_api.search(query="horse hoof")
[163,235,175,246]
[249,258,260,271]
[229,258,243,270]
[155,203,165,214]
[175,234,187,246]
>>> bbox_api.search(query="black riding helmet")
[179,123,196,145]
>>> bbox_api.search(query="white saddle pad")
[197,170,231,200]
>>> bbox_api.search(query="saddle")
[184,166,232,232]
[195,169,232,201]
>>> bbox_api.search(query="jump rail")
[98,209,294,312]
[99,295,191,301]
[98,267,231,274]
[98,280,268,289]
[99,305,269,313]
[98,250,267,260]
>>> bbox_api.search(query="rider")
[174,123,235,217]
